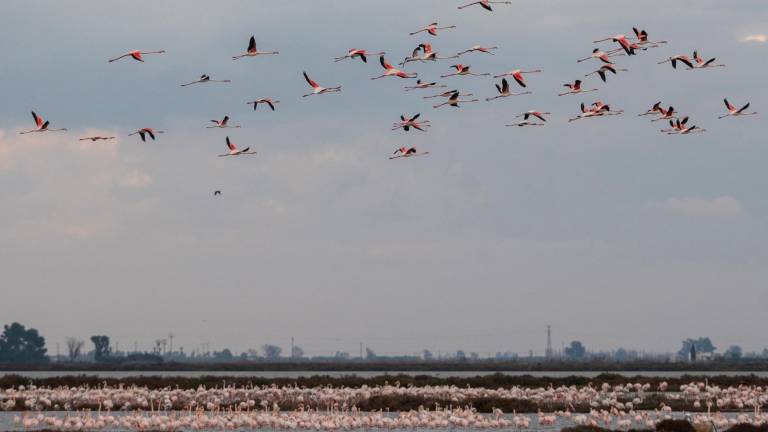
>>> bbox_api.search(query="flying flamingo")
[181,74,231,86]
[593,34,635,55]
[232,36,278,60]
[207,116,241,128]
[505,120,545,127]
[585,64,628,82]
[456,45,498,56]
[632,27,667,45]
[457,0,512,11]
[658,54,694,69]
[108,49,165,63]
[718,99,757,119]
[302,71,341,97]
[692,51,725,69]
[558,80,598,96]
[515,110,551,122]
[568,102,623,122]
[493,69,541,87]
[392,113,431,132]
[433,90,479,108]
[485,78,531,101]
[441,64,490,78]
[668,123,705,135]
[660,117,688,133]
[649,106,678,122]
[79,136,116,141]
[218,136,257,157]
[401,43,458,66]
[128,127,164,142]
[404,80,447,91]
[577,48,623,64]
[409,22,456,36]
[334,48,385,63]
[247,98,280,111]
[371,56,417,79]
[423,89,473,99]
[390,147,429,159]
[19,112,67,134]
[639,102,665,116]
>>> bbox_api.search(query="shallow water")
[3,370,768,379]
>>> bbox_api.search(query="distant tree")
[239,352,248,360]
[564,341,586,360]
[763,348,768,359]
[247,349,261,360]
[724,345,743,360]
[455,350,467,361]
[335,351,350,359]
[291,345,304,359]
[678,337,717,359]
[90,335,111,361]
[615,348,628,362]
[469,352,479,360]
[365,347,376,360]
[262,344,282,360]
[423,350,434,361]
[65,338,84,361]
[214,348,234,361]
[0,323,48,363]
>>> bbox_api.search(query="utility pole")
[168,333,175,355]
[546,325,553,360]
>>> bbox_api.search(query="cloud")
[742,34,768,43]
[653,196,745,219]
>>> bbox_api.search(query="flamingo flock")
[2,380,767,431]
[17,1,757,167]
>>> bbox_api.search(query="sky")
[0,1,766,358]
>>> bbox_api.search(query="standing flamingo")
[558,80,598,96]
[718,99,757,119]
[371,56,417,79]
[302,71,341,97]
[19,111,67,134]
[441,64,490,78]
[334,48,385,63]
[108,49,165,63]
[208,116,241,128]
[232,36,278,60]
[485,78,531,101]
[218,136,257,156]
[409,22,456,36]
[457,0,512,11]
[247,98,280,111]
[390,147,429,159]
[433,91,479,108]
[128,128,164,142]
[181,74,231,86]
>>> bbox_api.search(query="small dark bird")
[214,190,222,196]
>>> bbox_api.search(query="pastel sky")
[1,1,766,357]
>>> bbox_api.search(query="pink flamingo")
[718,99,757,119]
[218,137,257,157]
[232,36,278,60]
[334,48,385,63]
[371,56,417,79]
[390,147,429,159]
[19,111,67,134]
[457,0,512,11]
[558,80,598,96]
[302,71,341,97]
[409,22,456,36]
[441,64,490,78]
[108,49,165,63]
